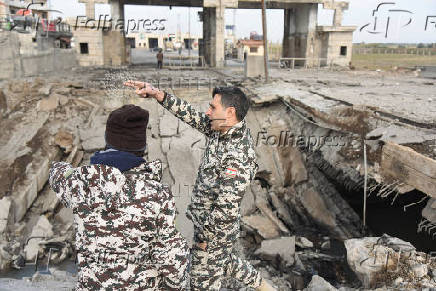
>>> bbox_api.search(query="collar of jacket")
[123,159,163,182]
[219,120,246,139]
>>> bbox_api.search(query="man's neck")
[218,120,239,134]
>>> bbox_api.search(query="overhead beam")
[122,0,322,8]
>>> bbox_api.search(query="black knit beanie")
[105,104,149,152]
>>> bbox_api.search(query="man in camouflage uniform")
[49,104,189,290]
[125,81,276,291]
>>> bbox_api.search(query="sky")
[49,0,436,43]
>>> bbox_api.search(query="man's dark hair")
[212,86,250,121]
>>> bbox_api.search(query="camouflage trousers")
[190,239,262,290]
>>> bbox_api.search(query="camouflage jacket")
[159,92,258,244]
[49,159,189,291]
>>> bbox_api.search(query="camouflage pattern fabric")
[159,92,262,290]
[49,159,189,290]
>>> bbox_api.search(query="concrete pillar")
[85,2,96,19]
[110,0,124,20]
[104,0,126,66]
[283,8,296,59]
[282,4,317,62]
[323,1,349,27]
[202,5,225,67]
[333,9,343,26]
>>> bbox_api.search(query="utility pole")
[188,7,191,57]
[261,0,269,83]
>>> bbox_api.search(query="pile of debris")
[237,179,436,289]
[0,77,114,274]
[0,68,434,291]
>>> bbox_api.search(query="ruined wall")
[0,31,77,80]
[327,31,353,67]
[72,30,105,66]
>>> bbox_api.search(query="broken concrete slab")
[381,142,436,198]
[53,86,71,96]
[37,84,52,96]
[13,178,38,224]
[24,215,54,261]
[254,236,295,266]
[0,90,7,114]
[79,113,106,152]
[366,125,436,145]
[58,95,69,106]
[296,236,314,249]
[55,207,74,226]
[1,112,49,164]
[242,215,280,239]
[241,186,256,216]
[0,197,12,235]
[13,147,60,223]
[269,191,293,227]
[40,188,59,214]
[251,181,290,234]
[251,94,280,106]
[281,147,308,186]
[305,275,337,291]
[159,111,179,137]
[300,188,337,229]
[37,94,59,112]
[81,136,105,152]
[344,236,416,288]
[0,242,12,271]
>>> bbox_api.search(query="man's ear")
[227,107,236,119]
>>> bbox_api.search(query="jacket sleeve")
[203,152,258,242]
[152,186,189,290]
[49,161,85,209]
[159,92,213,136]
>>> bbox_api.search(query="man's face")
[206,94,228,131]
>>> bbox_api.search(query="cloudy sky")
[50,0,436,43]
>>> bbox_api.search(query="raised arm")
[159,92,212,136]
[124,80,212,136]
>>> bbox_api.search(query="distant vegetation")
[353,43,436,49]
[351,43,436,70]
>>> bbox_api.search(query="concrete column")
[282,4,318,62]
[105,0,126,66]
[283,8,296,58]
[110,0,124,20]
[85,2,96,19]
[323,1,348,27]
[333,9,343,26]
[202,5,225,67]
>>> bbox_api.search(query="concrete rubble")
[0,74,103,277]
[0,67,434,291]
[304,275,337,291]
[345,235,436,289]
[254,236,295,266]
